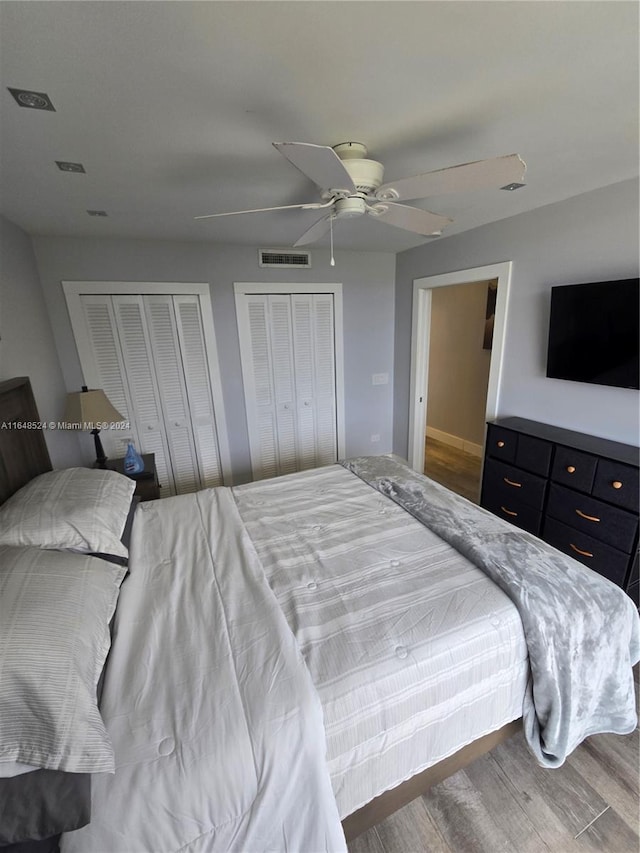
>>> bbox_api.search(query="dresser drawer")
[543,517,630,586]
[486,424,518,463]
[546,483,638,553]
[482,492,542,536]
[551,446,598,493]
[482,458,547,511]
[593,459,639,513]
[515,434,553,477]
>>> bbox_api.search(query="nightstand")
[103,453,161,501]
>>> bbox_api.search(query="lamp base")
[92,429,107,468]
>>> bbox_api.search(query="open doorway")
[423,280,495,501]
[407,262,513,500]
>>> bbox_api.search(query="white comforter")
[234,465,528,816]
[61,488,346,853]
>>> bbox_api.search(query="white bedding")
[61,487,346,853]
[233,465,529,816]
[61,464,529,851]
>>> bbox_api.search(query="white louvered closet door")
[239,292,337,480]
[245,297,279,479]
[77,293,224,497]
[79,295,140,458]
[173,296,223,488]
[111,295,177,495]
[292,293,337,468]
[143,296,200,494]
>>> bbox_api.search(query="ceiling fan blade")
[375,154,526,202]
[293,213,335,247]
[274,142,356,194]
[194,200,331,221]
[367,202,452,236]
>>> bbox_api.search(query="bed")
[1,376,638,852]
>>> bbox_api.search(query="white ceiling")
[0,1,638,253]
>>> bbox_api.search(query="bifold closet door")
[172,296,223,489]
[78,293,223,496]
[79,294,144,462]
[238,292,337,480]
[140,295,201,494]
[292,294,337,468]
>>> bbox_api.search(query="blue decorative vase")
[124,442,144,474]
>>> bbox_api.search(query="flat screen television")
[546,278,639,390]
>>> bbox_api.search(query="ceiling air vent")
[8,88,56,111]
[258,249,311,269]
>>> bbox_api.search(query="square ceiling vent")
[258,249,311,269]
[8,88,56,111]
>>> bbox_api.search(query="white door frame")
[234,282,346,464]
[407,262,512,473]
[62,280,233,485]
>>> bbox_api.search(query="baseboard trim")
[426,426,483,458]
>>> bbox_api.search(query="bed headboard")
[0,377,52,504]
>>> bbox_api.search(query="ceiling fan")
[195,142,526,247]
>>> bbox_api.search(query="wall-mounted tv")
[546,278,639,390]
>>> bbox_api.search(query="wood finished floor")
[348,440,640,852]
[348,667,640,853]
[424,438,482,503]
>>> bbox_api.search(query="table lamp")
[64,386,125,467]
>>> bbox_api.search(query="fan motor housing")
[334,197,367,219]
[342,158,384,194]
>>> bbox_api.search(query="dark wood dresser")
[480,417,639,602]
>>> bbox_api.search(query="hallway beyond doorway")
[424,437,482,503]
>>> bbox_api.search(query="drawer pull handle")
[575,509,600,523]
[566,466,576,474]
[570,543,593,558]
[612,481,623,490]
[501,506,518,517]
[497,440,505,448]
[503,477,522,488]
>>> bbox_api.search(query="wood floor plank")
[424,438,482,503]
[372,795,453,853]
[489,732,610,843]
[347,825,387,853]
[462,751,555,852]
[417,768,523,853]
[574,804,640,852]
[566,730,639,834]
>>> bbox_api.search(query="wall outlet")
[372,373,388,385]
[371,433,381,443]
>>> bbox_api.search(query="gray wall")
[394,179,640,457]
[427,282,491,447]
[32,238,396,483]
[0,215,80,467]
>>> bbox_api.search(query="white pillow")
[0,545,126,772]
[0,468,135,559]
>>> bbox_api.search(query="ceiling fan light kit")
[334,197,367,219]
[195,141,526,251]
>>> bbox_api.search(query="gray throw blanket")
[342,455,640,768]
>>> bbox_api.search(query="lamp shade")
[64,389,125,430]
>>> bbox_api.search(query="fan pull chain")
[330,214,335,267]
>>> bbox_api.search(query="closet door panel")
[144,296,200,495]
[174,296,223,489]
[242,296,279,479]
[313,294,337,465]
[79,295,138,460]
[269,296,298,476]
[238,290,339,480]
[291,295,317,470]
[112,295,176,496]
